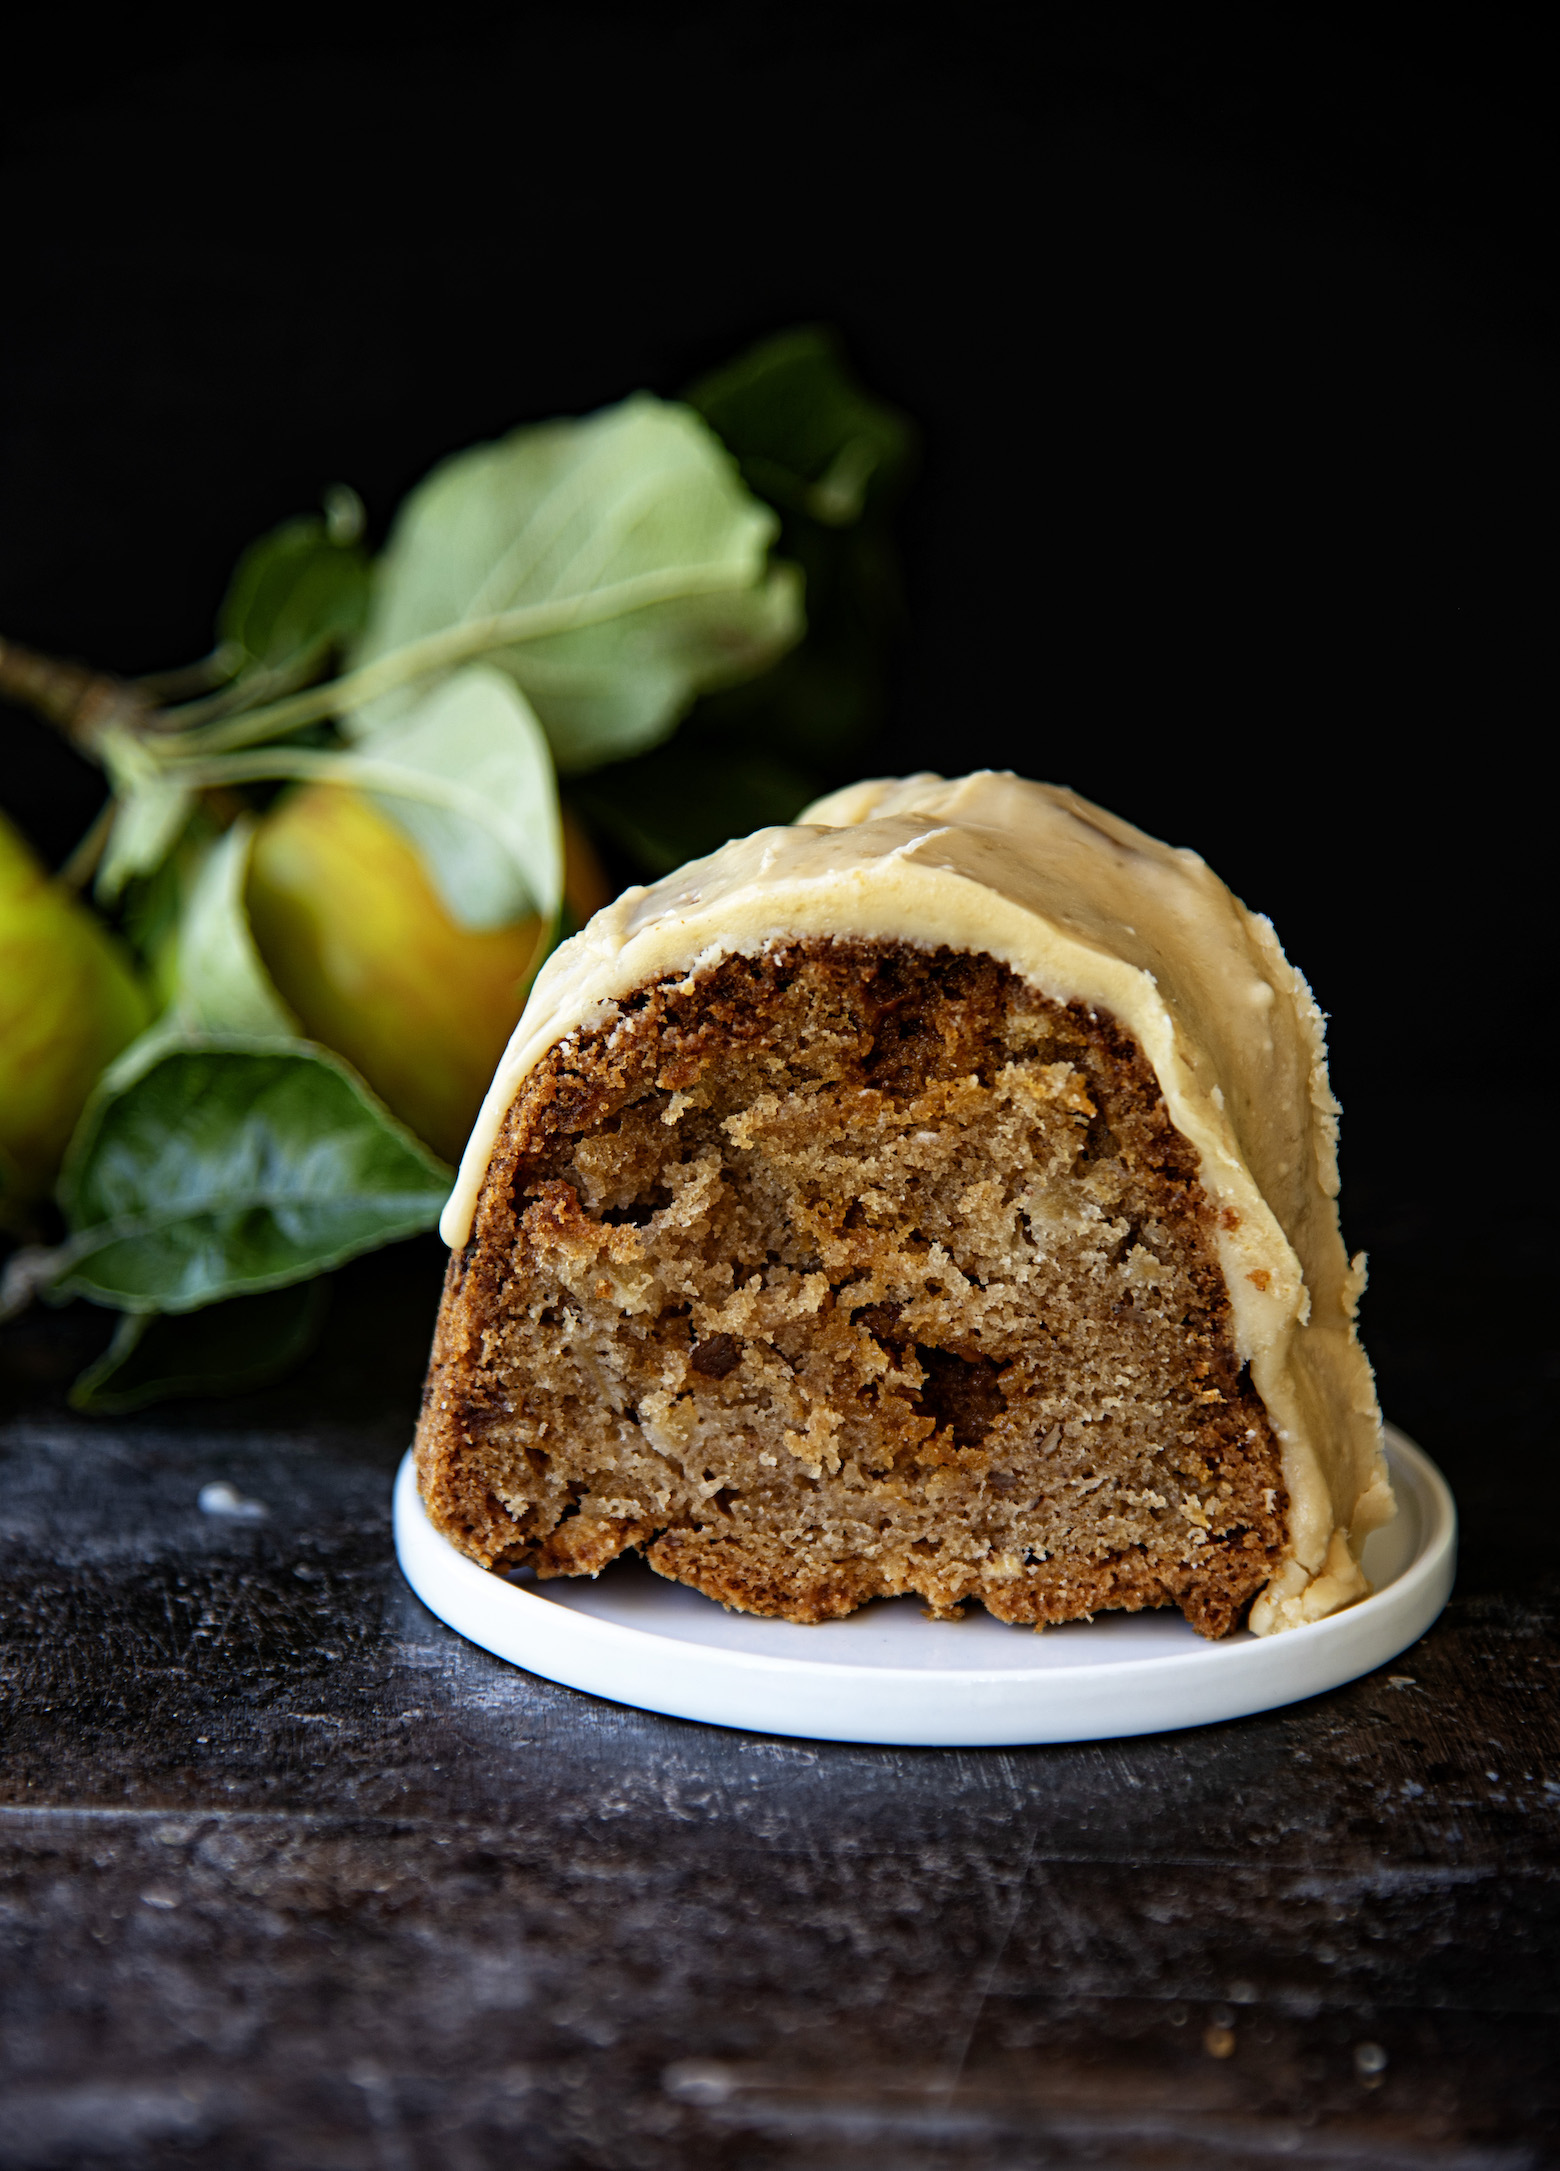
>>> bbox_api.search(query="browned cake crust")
[416,941,1287,1637]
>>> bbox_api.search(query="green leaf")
[69,1279,330,1414]
[678,329,916,776]
[50,811,449,1324]
[94,727,196,902]
[570,740,819,878]
[56,1040,450,1313]
[119,808,222,1010]
[104,818,297,1097]
[166,819,297,1039]
[353,393,803,773]
[688,325,915,527]
[340,663,562,931]
[218,506,371,672]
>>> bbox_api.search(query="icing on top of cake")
[440,771,1390,1633]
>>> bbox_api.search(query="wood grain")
[2,1222,1557,2169]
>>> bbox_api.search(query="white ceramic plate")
[393,1425,1454,1746]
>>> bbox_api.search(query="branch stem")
[0,635,150,753]
[172,561,743,756]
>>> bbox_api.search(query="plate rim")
[392,1425,1456,1739]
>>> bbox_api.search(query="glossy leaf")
[341,664,561,930]
[679,329,916,776]
[688,325,915,526]
[353,394,803,773]
[167,819,297,1039]
[119,809,223,1014]
[69,1279,330,1414]
[95,747,195,902]
[51,812,449,1333]
[219,509,371,672]
[56,1039,450,1313]
[102,818,297,1098]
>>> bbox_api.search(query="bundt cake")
[415,773,1391,1638]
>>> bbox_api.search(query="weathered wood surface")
[2,1180,1558,2170]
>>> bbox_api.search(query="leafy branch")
[0,327,912,1411]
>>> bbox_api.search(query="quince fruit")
[0,809,150,1217]
[246,785,609,1166]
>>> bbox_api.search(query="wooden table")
[4,1096,1558,2169]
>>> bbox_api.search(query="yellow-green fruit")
[0,809,150,1210]
[559,805,613,927]
[246,785,583,1166]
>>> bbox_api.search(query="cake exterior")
[418,773,1391,1637]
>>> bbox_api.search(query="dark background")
[3,14,1558,2165]
[4,3,1553,1580]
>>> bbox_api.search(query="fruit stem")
[59,801,115,890]
[130,643,245,702]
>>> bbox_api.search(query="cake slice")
[416,773,1391,1638]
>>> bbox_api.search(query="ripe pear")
[246,785,610,1166]
[0,808,150,1215]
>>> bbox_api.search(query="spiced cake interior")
[418,937,1287,1637]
